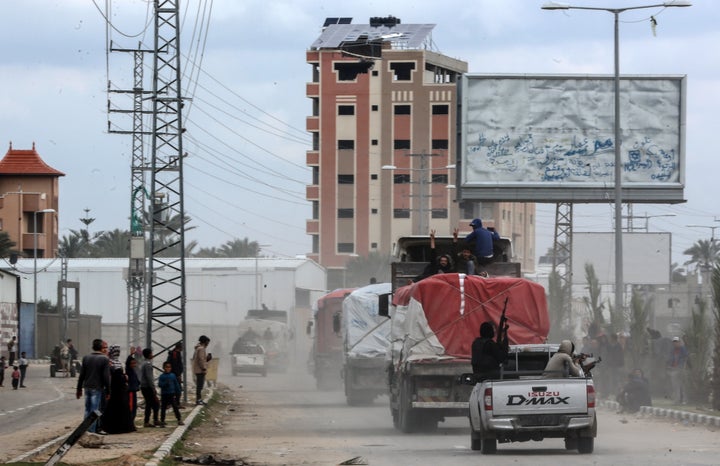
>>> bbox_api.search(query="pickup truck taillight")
[586,384,596,408]
[484,387,493,411]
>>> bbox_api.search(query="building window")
[370,174,378,180]
[312,201,319,220]
[338,208,354,218]
[432,105,449,115]
[394,139,410,150]
[371,139,378,145]
[431,208,448,219]
[371,208,378,214]
[338,243,355,253]
[394,105,411,115]
[530,214,534,224]
[372,105,378,111]
[338,105,355,115]
[394,209,411,219]
[335,62,372,81]
[432,174,448,184]
[312,235,319,253]
[312,166,319,184]
[371,242,378,249]
[338,139,355,150]
[390,62,415,81]
[431,139,448,150]
[393,174,411,184]
[338,174,354,184]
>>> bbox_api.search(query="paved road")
[185,366,720,466]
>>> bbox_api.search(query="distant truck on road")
[341,282,392,406]
[234,308,292,372]
[309,288,356,390]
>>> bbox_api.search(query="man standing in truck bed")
[465,218,500,266]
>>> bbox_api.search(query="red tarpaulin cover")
[392,274,548,360]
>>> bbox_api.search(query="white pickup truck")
[466,344,598,454]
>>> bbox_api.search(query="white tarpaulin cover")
[342,283,392,358]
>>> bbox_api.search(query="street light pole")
[33,208,56,358]
[542,0,690,313]
[255,244,272,309]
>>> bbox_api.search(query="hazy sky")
[1,0,716,266]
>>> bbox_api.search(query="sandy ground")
[8,407,188,466]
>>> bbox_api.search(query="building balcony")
[306,219,319,234]
[22,232,46,252]
[306,116,319,132]
[306,82,319,97]
[306,185,319,200]
[306,151,319,165]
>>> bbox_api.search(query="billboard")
[459,74,686,203]
[572,232,671,286]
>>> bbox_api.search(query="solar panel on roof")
[323,17,353,27]
[310,23,435,49]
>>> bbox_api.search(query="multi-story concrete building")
[305,17,535,285]
[0,143,61,259]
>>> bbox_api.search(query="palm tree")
[0,231,17,258]
[92,229,131,257]
[58,229,93,258]
[194,246,222,258]
[683,239,720,272]
[582,262,605,336]
[710,262,720,410]
[218,238,260,258]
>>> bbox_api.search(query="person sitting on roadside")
[617,368,652,413]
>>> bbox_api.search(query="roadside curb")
[144,388,214,466]
[599,399,720,427]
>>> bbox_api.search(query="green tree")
[627,288,651,369]
[218,238,260,258]
[92,228,131,257]
[683,239,720,272]
[0,231,17,258]
[547,268,571,340]
[194,246,222,258]
[710,262,720,410]
[582,263,605,336]
[684,297,712,403]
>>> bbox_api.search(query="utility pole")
[108,41,152,351]
[146,0,188,386]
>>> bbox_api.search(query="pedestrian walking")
[76,339,111,434]
[140,348,161,428]
[18,351,28,388]
[158,361,184,427]
[667,336,689,404]
[192,335,210,405]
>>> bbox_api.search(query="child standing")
[11,365,20,389]
[158,361,184,427]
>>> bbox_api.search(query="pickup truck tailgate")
[491,378,590,416]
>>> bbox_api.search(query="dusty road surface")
[179,368,720,466]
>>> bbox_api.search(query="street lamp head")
[37,208,56,214]
[541,2,570,10]
[664,0,691,6]
[381,165,397,170]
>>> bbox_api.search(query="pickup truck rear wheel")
[577,437,594,454]
[470,428,482,451]
[479,423,497,454]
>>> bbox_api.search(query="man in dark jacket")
[471,322,508,380]
[465,218,500,266]
[76,339,110,433]
[413,230,453,282]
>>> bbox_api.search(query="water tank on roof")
[369,16,401,28]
